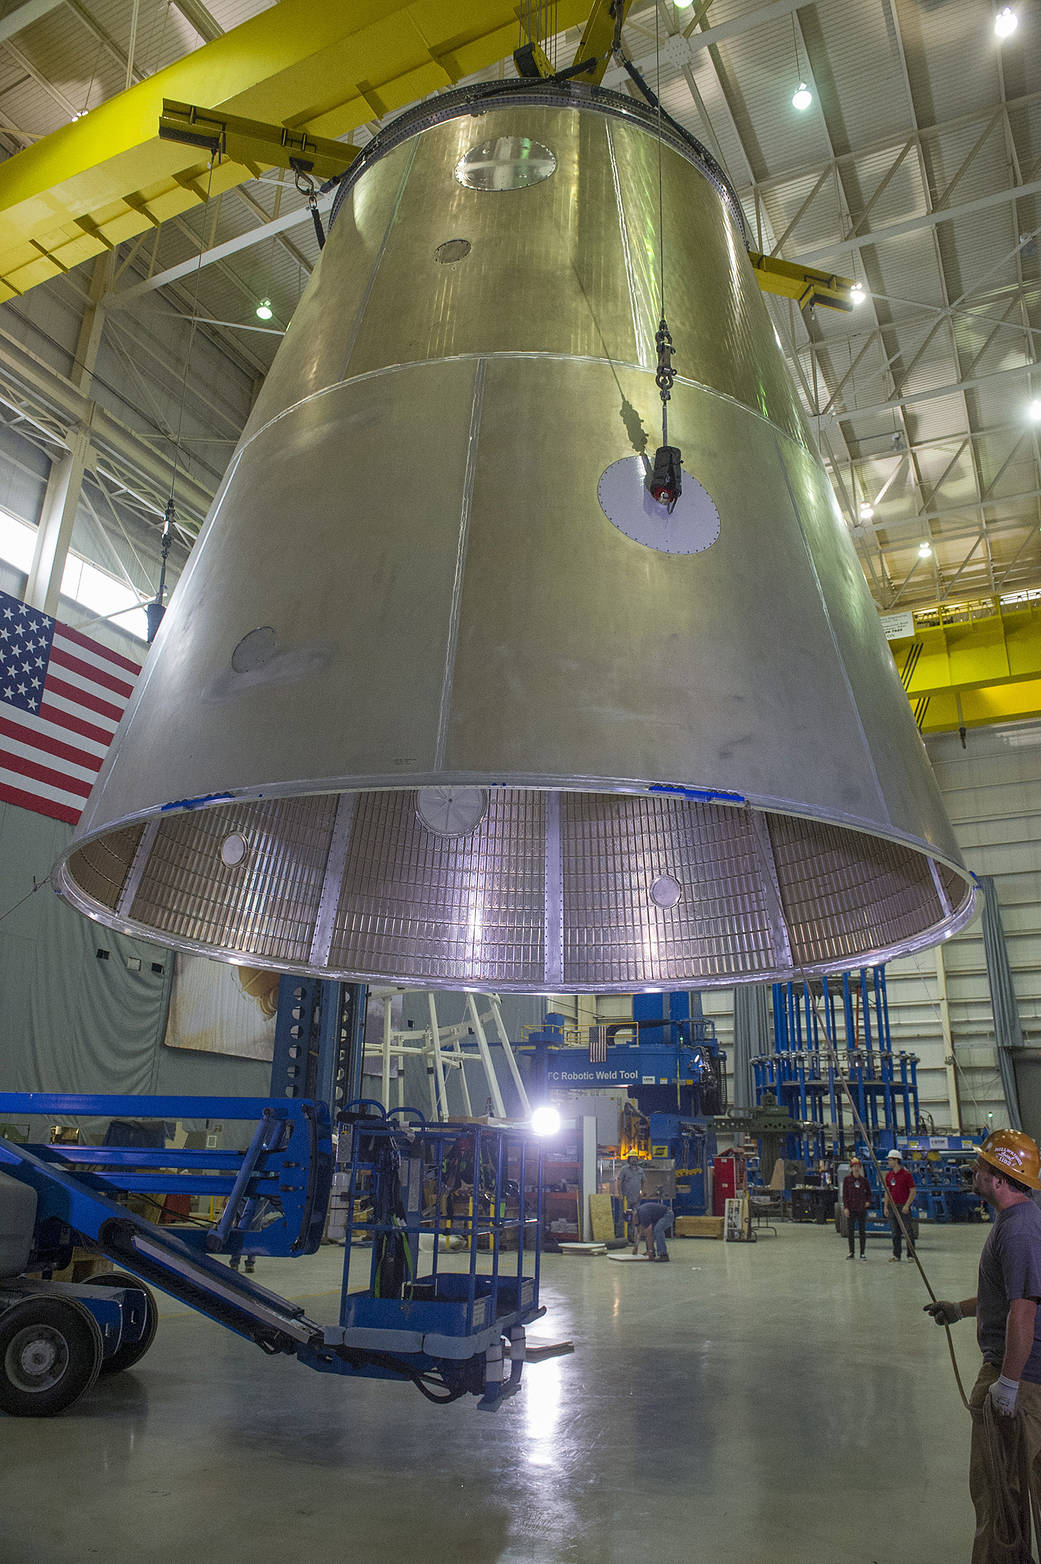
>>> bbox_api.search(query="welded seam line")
[434,357,486,769]
[308,792,357,968]
[606,119,646,367]
[749,809,793,969]
[928,857,953,919]
[544,790,564,988]
[340,138,419,381]
[114,816,160,918]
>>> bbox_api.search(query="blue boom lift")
[0,1094,557,1417]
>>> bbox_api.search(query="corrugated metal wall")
[887,722,1041,1135]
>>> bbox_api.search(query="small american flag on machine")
[0,587,141,826]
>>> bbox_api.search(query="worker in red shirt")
[884,1149,916,1262]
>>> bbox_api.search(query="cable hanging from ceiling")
[647,0,682,514]
[147,153,217,645]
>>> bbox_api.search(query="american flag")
[0,588,141,827]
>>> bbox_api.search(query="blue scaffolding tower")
[752,967,920,1165]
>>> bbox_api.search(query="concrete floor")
[0,1221,989,1564]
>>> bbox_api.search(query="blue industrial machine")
[520,992,725,1216]
[0,1093,556,1416]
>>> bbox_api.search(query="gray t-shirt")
[618,1167,643,1203]
[977,1200,1041,1381]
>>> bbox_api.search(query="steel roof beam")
[794,174,1041,266]
[108,201,320,306]
[735,90,1041,202]
[826,359,1038,426]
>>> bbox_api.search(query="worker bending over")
[924,1130,1041,1564]
[632,1198,671,1263]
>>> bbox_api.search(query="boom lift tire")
[84,1271,159,1374]
[0,1296,104,1416]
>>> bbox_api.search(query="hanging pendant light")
[54,83,975,992]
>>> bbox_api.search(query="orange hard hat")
[978,1130,1041,1191]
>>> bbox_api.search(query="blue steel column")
[822,976,838,1141]
[342,985,368,1106]
[272,978,368,1117]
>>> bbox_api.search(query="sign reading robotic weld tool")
[545,1058,643,1087]
[544,1047,697,1089]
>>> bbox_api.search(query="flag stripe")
[2,703,110,760]
[0,746,94,797]
[0,779,80,825]
[58,620,141,676]
[49,642,136,700]
[37,698,115,749]
[0,714,101,778]
[45,672,126,725]
[0,758,86,807]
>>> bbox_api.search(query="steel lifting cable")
[797,977,1039,1562]
[645,0,682,514]
[147,152,217,641]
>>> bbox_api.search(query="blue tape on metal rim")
[160,792,235,812]
[648,784,747,804]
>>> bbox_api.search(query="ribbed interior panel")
[63,789,974,989]
[128,796,338,965]
[768,814,943,967]
[328,789,546,985]
[66,824,145,911]
[560,794,775,985]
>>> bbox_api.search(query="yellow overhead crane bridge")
[0,0,1036,732]
[0,0,851,312]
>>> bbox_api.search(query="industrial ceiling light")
[255,299,273,321]
[918,541,933,557]
[859,501,874,520]
[994,6,1018,37]
[790,16,813,111]
[1028,397,1041,422]
[850,283,865,304]
[55,81,975,993]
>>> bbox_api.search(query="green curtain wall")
[0,800,269,1099]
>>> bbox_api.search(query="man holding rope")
[924,1130,1041,1564]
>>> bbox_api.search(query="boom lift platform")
[0,1094,558,1416]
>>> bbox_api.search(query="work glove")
[923,1300,962,1325]
[988,1376,1020,1417]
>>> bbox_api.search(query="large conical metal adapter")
[55,83,975,992]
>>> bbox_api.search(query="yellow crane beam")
[0,0,859,311]
[890,605,1041,734]
[0,0,595,301]
[158,101,360,183]
[747,251,855,311]
[570,0,633,84]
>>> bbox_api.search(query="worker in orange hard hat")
[923,1129,1041,1564]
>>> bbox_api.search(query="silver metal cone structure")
[55,83,976,992]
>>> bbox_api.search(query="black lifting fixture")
[648,317,682,512]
